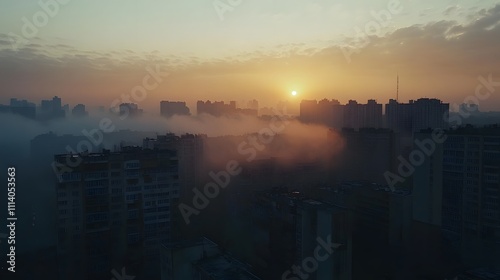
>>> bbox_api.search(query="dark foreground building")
[54,146,180,279]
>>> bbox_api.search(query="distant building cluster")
[0,98,37,119]
[39,96,65,120]
[300,99,384,130]
[300,98,450,132]
[196,100,258,117]
[0,96,91,120]
[160,101,190,118]
[386,98,450,134]
[247,99,259,111]
[2,96,263,120]
[0,95,461,131]
[71,104,88,117]
[119,103,143,117]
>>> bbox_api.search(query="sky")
[0,0,499,112]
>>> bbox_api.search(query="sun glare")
[291,90,297,96]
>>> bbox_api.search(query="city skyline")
[0,1,499,111]
[0,95,488,116]
[1,1,500,279]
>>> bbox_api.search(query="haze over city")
[1,1,500,280]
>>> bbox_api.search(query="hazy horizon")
[1,1,500,112]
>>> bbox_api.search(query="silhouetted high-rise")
[385,98,449,134]
[71,104,88,117]
[160,101,190,118]
[39,96,65,120]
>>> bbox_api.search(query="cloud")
[0,5,499,110]
[443,5,460,16]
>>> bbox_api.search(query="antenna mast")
[396,74,399,102]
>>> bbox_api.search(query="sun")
[291,90,297,96]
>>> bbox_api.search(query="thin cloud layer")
[0,4,499,110]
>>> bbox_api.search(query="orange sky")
[0,2,499,113]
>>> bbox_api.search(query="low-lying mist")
[0,111,345,255]
[0,112,345,163]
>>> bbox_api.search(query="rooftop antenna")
[396,74,399,102]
